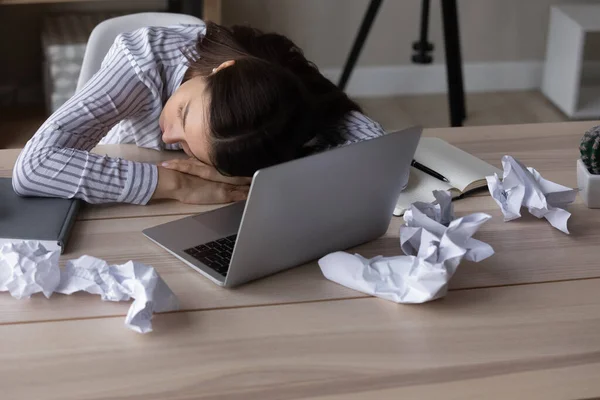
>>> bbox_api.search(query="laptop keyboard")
[183,234,237,277]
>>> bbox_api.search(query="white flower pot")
[577,158,600,208]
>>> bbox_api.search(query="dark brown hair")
[183,22,361,177]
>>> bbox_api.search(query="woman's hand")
[152,164,250,205]
[160,158,252,186]
[175,171,249,204]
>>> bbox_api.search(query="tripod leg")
[441,0,466,126]
[338,0,384,90]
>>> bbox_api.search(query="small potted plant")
[578,126,600,208]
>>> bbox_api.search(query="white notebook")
[394,137,502,216]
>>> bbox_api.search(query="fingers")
[221,184,249,203]
[160,158,207,177]
[178,180,249,205]
[161,158,252,185]
[206,181,249,204]
[171,170,250,205]
[184,183,249,204]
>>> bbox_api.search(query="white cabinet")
[542,4,600,119]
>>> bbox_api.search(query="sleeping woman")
[13,21,385,205]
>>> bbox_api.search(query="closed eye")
[177,104,184,122]
[179,102,190,132]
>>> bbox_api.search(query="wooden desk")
[2,121,600,399]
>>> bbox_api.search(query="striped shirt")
[12,23,386,205]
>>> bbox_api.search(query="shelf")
[573,85,600,119]
[542,4,600,119]
[0,0,110,4]
[555,4,600,32]
[0,0,221,23]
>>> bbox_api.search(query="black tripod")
[338,0,466,127]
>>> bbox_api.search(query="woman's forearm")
[13,141,158,204]
[13,37,158,204]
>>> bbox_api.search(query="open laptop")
[143,126,422,287]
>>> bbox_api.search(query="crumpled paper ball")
[0,241,60,299]
[319,190,494,304]
[486,155,577,233]
[0,241,178,333]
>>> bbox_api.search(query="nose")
[161,125,177,144]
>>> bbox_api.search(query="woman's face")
[160,60,235,164]
[159,76,212,164]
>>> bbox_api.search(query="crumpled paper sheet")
[486,155,578,234]
[319,190,493,303]
[0,241,60,300]
[0,241,178,333]
[402,190,494,263]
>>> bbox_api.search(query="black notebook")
[0,178,80,253]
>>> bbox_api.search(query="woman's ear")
[212,60,236,74]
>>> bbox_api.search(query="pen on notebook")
[411,160,450,183]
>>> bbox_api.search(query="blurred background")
[2,0,600,149]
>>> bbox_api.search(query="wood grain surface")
[2,121,600,399]
[2,120,597,219]
[1,194,600,325]
[1,279,600,399]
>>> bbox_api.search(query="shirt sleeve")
[310,110,386,151]
[335,110,386,145]
[12,36,159,205]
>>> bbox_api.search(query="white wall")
[2,0,600,101]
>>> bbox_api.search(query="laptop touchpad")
[192,201,245,236]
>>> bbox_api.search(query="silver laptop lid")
[224,126,422,287]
